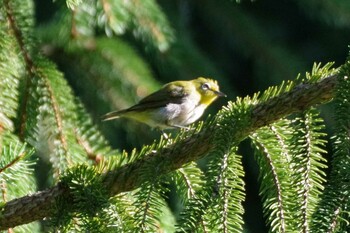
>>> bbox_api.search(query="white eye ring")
[201,83,210,90]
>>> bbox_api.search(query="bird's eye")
[201,83,210,90]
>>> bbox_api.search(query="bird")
[102,77,226,130]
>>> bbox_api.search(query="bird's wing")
[127,83,187,111]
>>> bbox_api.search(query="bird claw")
[161,130,169,139]
[159,124,192,140]
[171,124,190,131]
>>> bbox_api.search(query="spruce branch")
[0,183,68,229]
[0,73,337,230]
[251,131,287,232]
[3,0,35,139]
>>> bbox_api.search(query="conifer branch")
[251,132,287,232]
[0,73,337,230]
[300,113,312,232]
[178,169,196,197]
[218,152,230,233]
[0,151,26,174]
[175,165,208,232]
[43,78,70,163]
[0,183,68,229]
[75,131,103,164]
[3,0,34,71]
[3,0,35,139]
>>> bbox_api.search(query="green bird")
[102,77,226,130]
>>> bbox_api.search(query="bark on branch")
[0,74,338,230]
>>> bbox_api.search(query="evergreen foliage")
[310,56,350,232]
[0,0,350,232]
[0,133,39,232]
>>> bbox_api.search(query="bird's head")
[192,77,226,106]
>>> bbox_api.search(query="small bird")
[102,77,226,130]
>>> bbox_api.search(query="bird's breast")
[165,95,205,126]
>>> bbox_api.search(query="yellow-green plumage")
[102,77,225,129]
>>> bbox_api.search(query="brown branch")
[42,77,71,171]
[0,152,26,174]
[3,0,36,140]
[0,183,68,229]
[75,129,103,164]
[0,74,338,230]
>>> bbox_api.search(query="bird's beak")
[214,90,227,97]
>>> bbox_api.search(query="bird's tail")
[101,110,126,121]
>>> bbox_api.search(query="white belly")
[135,97,205,129]
[164,102,205,127]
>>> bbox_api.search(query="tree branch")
[0,74,338,230]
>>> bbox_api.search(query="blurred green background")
[34,0,350,232]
